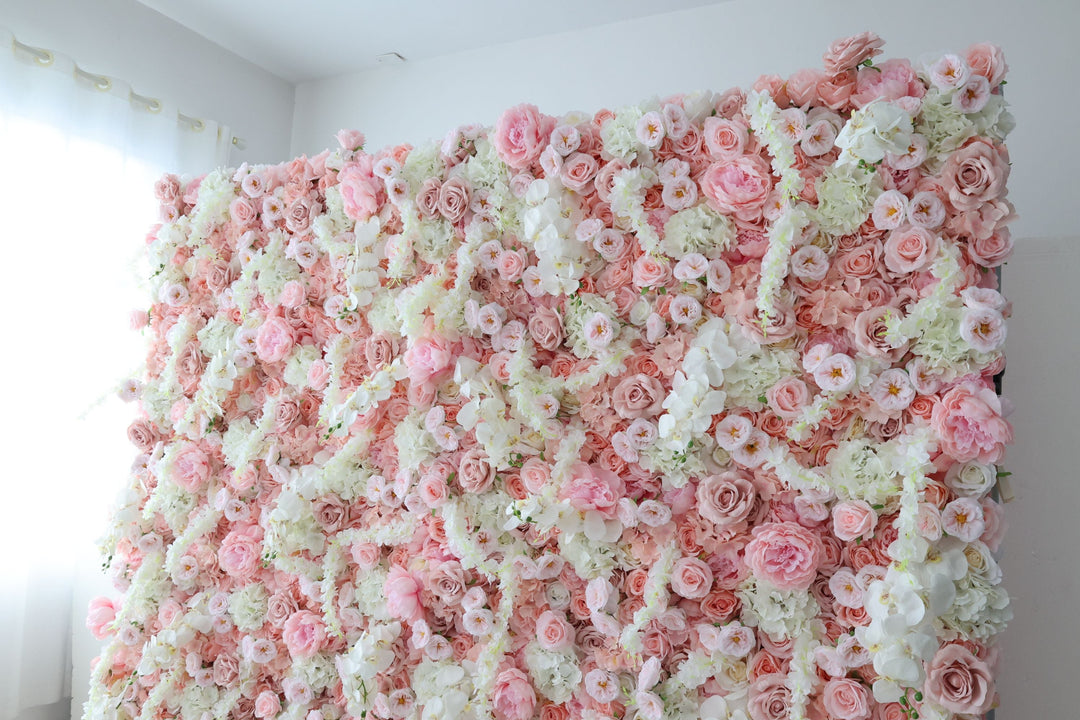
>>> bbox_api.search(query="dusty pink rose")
[932,381,1013,463]
[218,525,263,580]
[832,500,877,541]
[612,374,665,419]
[700,156,773,217]
[438,176,471,222]
[884,225,938,274]
[942,139,1010,211]
[173,443,210,492]
[384,565,424,622]
[671,556,714,599]
[404,336,453,386]
[493,103,555,170]
[527,306,564,350]
[493,668,537,720]
[823,32,885,74]
[748,673,792,720]
[562,462,625,518]
[429,561,467,604]
[696,472,758,528]
[536,611,574,651]
[416,177,442,218]
[86,597,117,640]
[744,522,823,591]
[458,448,496,494]
[283,610,327,659]
[256,316,296,363]
[925,644,996,715]
[823,678,872,720]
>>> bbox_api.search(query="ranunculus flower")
[493,103,555,169]
[932,381,1013,463]
[925,644,996,715]
[744,522,823,591]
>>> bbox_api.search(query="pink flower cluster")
[91,33,1013,720]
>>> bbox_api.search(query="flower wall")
[86,33,1015,720]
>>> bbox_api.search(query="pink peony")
[700,156,773,217]
[823,32,885,74]
[403,336,453,387]
[86,597,117,640]
[744,522,823,591]
[338,160,381,221]
[217,525,263,580]
[283,610,327,659]
[925,644,996,715]
[493,104,555,170]
[932,381,1012,463]
[384,565,424,623]
[562,462,625,518]
[255,316,296,364]
[492,668,537,720]
[172,443,210,493]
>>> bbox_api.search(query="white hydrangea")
[737,579,819,639]
[228,583,268,633]
[525,642,582,704]
[662,203,735,259]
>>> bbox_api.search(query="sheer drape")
[0,27,231,720]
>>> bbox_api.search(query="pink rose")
[942,139,1010,211]
[925,644,996,715]
[832,501,877,542]
[218,525,263,580]
[851,59,925,108]
[632,255,672,289]
[256,316,296,363]
[612,374,665,419]
[438,176,471,223]
[536,610,574,651]
[966,43,1009,86]
[429,561,467,604]
[766,377,809,420]
[702,117,747,160]
[173,443,210,492]
[823,678,872,720]
[337,129,366,152]
[404,336,453,386]
[266,591,298,627]
[307,359,330,390]
[671,556,714,599]
[700,156,773,217]
[86,597,117,640]
[696,472,758,529]
[493,104,556,170]
[458,448,496,494]
[748,673,792,720]
[417,472,449,508]
[560,152,599,192]
[562,462,625,518]
[932,381,1012,463]
[254,690,281,719]
[744,522,823,591]
[527,306,564,351]
[884,225,938,274]
[493,668,537,720]
[968,228,1014,267]
[350,542,381,570]
[520,458,550,493]
[823,32,885,75]
[283,610,326,659]
[384,565,424,622]
[127,418,159,453]
[338,162,380,221]
[497,250,526,281]
[416,177,442,218]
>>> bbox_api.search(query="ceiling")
[134,0,732,84]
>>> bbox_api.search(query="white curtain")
[0,28,231,720]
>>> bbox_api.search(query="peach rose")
[744,522,823,591]
[493,103,555,170]
[932,381,1012,463]
[612,374,665,419]
[942,139,1010,211]
[700,156,773,217]
[925,644,996,715]
[823,32,885,75]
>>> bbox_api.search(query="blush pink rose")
[932,381,1013,463]
[942,139,1010,211]
[766,377,809,420]
[966,43,1009,86]
[493,668,537,720]
[671,556,714,599]
[438,176,471,223]
[520,458,550,494]
[822,678,872,720]
[256,316,296,363]
[696,472,758,529]
[416,177,442,218]
[632,255,672,289]
[254,690,281,719]
[744,522,823,591]
[612,373,665,419]
[823,32,885,75]
[560,152,599,192]
[700,156,773,217]
[458,448,496,494]
[748,673,792,720]
[535,611,574,651]
[218,525,263,580]
[173,443,210,492]
[404,336,453,386]
[832,501,877,542]
[925,644,996,715]
[562,462,625,518]
[528,306,564,350]
[702,117,748,160]
[884,225,938,274]
[493,104,556,170]
[384,565,424,623]
[282,610,326,659]
[968,228,1014,268]
[86,597,118,640]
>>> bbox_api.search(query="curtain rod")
[9,33,246,149]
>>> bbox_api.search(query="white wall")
[291,2,1079,718]
[3,0,295,165]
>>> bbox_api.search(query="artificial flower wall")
[86,33,1015,720]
